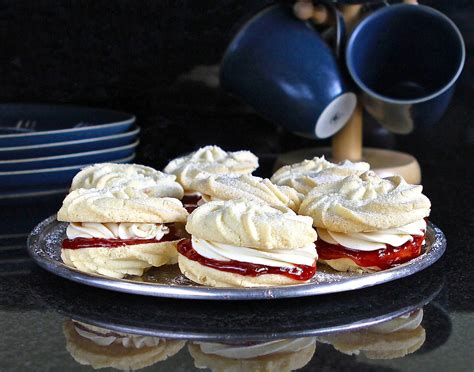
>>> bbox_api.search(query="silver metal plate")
[27,216,446,300]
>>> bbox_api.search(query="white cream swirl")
[317,219,426,251]
[191,236,317,267]
[73,322,161,348]
[195,338,316,359]
[67,222,170,240]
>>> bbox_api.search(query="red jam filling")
[62,226,181,250]
[182,194,202,213]
[177,238,316,281]
[316,234,425,270]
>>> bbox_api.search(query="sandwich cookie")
[70,163,184,199]
[318,309,425,359]
[299,171,431,272]
[57,187,188,279]
[63,320,185,370]
[164,145,258,211]
[188,338,316,372]
[190,173,303,212]
[271,156,370,195]
[177,199,318,287]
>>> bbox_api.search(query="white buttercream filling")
[73,323,161,348]
[367,309,424,334]
[66,222,170,240]
[184,191,202,197]
[317,219,426,251]
[191,236,317,267]
[195,337,316,359]
[197,194,218,206]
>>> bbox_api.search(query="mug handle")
[312,0,346,59]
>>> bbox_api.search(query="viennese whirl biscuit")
[299,171,431,272]
[58,187,188,279]
[164,145,258,210]
[177,199,318,287]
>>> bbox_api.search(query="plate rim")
[0,154,135,197]
[0,103,135,139]
[0,140,139,167]
[0,127,139,152]
[0,152,137,176]
[0,187,70,199]
[27,217,446,301]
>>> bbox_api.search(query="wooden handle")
[339,4,362,32]
[332,102,363,162]
[293,1,331,25]
[293,1,314,20]
[404,0,418,4]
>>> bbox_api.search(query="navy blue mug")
[346,4,465,134]
[220,4,356,139]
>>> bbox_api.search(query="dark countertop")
[0,1,473,371]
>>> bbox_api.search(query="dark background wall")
[0,0,472,168]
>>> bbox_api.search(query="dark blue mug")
[220,4,356,139]
[346,4,465,134]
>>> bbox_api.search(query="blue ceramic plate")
[0,141,139,171]
[0,127,139,160]
[0,154,135,188]
[0,104,135,146]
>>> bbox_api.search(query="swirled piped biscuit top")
[186,199,317,250]
[190,174,303,212]
[271,156,370,194]
[298,171,431,233]
[57,187,188,223]
[70,163,184,199]
[164,145,259,190]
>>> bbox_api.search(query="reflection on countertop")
[0,262,452,371]
[63,320,185,371]
[60,308,429,371]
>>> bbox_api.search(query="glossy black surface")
[0,0,473,370]
[27,262,444,340]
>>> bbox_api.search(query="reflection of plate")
[28,260,443,342]
[28,217,446,301]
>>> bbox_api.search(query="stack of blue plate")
[0,104,139,199]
